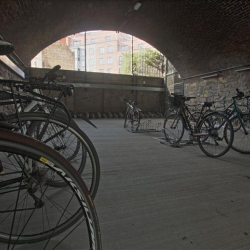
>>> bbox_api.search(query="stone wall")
[183,68,250,108]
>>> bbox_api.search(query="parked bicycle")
[217,89,250,154]
[0,41,102,249]
[0,68,100,199]
[123,98,141,132]
[163,94,234,157]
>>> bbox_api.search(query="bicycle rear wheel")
[229,114,250,154]
[0,130,101,249]
[163,113,184,143]
[197,112,234,157]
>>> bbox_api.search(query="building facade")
[31,31,160,76]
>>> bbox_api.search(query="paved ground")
[77,118,250,250]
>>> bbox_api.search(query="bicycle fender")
[70,111,97,129]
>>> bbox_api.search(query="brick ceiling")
[1,0,250,77]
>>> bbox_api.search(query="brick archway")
[1,0,250,77]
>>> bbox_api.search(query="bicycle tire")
[197,112,234,157]
[130,110,140,132]
[124,111,129,128]
[0,129,101,249]
[6,113,100,199]
[228,114,250,154]
[163,113,184,143]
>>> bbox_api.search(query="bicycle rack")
[160,128,197,147]
[127,119,163,133]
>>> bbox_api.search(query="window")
[89,59,94,66]
[73,41,80,46]
[138,44,145,49]
[107,46,113,53]
[99,58,105,65]
[105,36,112,42]
[119,56,123,65]
[99,47,105,54]
[91,39,97,44]
[82,60,85,67]
[89,48,94,55]
[119,68,122,74]
[99,69,104,73]
[82,49,85,56]
[107,57,113,64]
[121,45,129,51]
[107,69,113,73]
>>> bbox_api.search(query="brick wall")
[42,41,75,70]
[2,1,250,78]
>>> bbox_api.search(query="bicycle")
[0,69,100,198]
[163,94,234,157]
[123,98,141,132]
[218,89,250,154]
[0,40,102,249]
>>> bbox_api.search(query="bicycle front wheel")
[0,130,101,249]
[130,110,141,132]
[197,112,234,157]
[163,113,184,143]
[124,111,130,128]
[6,112,100,199]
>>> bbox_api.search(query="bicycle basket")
[172,95,184,107]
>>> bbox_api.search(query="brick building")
[31,31,160,76]
[31,39,75,70]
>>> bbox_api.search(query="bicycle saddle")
[0,40,14,55]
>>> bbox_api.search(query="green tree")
[121,49,164,77]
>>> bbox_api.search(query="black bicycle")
[0,40,102,249]
[0,67,100,198]
[163,94,234,157]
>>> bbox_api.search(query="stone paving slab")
[77,118,250,250]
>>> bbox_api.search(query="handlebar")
[122,97,138,105]
[232,88,244,99]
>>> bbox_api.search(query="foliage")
[121,49,164,77]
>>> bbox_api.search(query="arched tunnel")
[1,0,250,77]
[1,1,250,250]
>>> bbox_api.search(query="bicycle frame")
[224,98,249,135]
[177,104,208,136]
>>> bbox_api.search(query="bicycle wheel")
[130,110,141,132]
[0,130,101,249]
[124,111,130,128]
[197,112,234,157]
[229,114,250,153]
[6,113,100,198]
[163,113,184,143]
